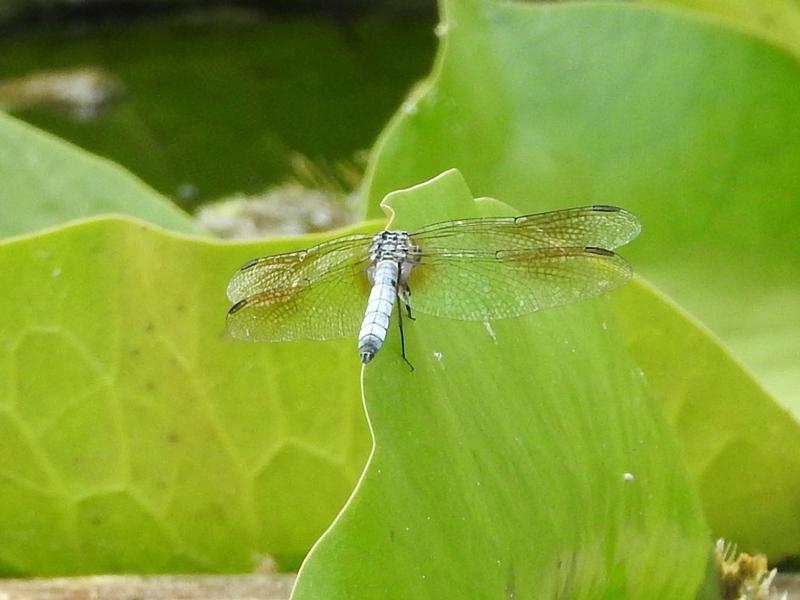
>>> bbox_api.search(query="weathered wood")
[0,574,296,600]
[0,572,796,598]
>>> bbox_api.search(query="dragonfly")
[226,205,641,367]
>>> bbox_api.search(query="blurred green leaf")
[293,169,710,599]
[0,112,201,238]
[365,0,800,410]
[0,216,373,574]
[362,0,800,558]
[640,0,800,59]
[613,279,800,560]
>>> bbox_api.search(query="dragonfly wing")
[405,246,632,321]
[227,262,371,342]
[227,233,374,305]
[410,205,640,253]
[226,234,374,342]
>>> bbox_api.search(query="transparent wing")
[226,234,373,342]
[410,205,640,253]
[227,265,371,342]
[226,233,374,305]
[405,246,632,321]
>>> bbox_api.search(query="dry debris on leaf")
[716,539,786,600]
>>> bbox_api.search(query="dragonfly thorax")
[366,230,420,289]
[368,230,413,263]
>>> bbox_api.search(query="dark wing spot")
[591,204,621,212]
[585,246,615,256]
[228,299,249,315]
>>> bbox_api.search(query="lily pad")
[613,280,800,559]
[292,170,710,599]
[363,0,800,559]
[0,111,201,239]
[0,216,376,574]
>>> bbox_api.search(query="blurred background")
[0,0,437,235]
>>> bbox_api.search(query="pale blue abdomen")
[358,260,399,363]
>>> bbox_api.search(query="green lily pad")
[0,111,201,239]
[292,170,710,598]
[0,216,376,574]
[363,0,800,559]
[613,279,800,559]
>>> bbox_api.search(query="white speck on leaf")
[623,472,635,482]
[51,267,61,277]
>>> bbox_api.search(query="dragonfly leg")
[398,286,415,321]
[397,301,415,372]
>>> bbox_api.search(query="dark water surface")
[0,10,435,209]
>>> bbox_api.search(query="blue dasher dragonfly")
[226,205,640,366]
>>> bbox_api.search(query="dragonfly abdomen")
[358,259,399,364]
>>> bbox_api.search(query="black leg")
[405,303,415,320]
[402,286,416,320]
[397,301,415,372]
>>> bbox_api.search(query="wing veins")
[410,205,640,250]
[406,246,631,320]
